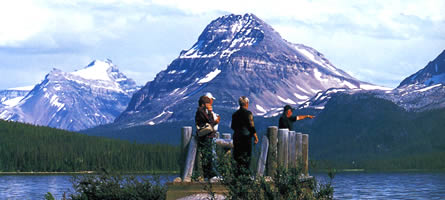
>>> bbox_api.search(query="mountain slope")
[115,13,379,127]
[300,50,445,112]
[0,86,33,108]
[0,60,138,131]
[399,50,445,87]
[297,93,445,169]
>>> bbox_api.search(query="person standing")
[231,96,259,174]
[195,96,220,179]
[279,104,315,131]
[204,92,219,133]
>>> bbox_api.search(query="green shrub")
[68,171,166,200]
[212,149,334,200]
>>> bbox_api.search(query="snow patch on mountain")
[198,69,221,84]
[2,97,23,107]
[294,93,309,100]
[360,84,392,91]
[415,84,442,93]
[71,60,113,81]
[7,85,35,91]
[294,45,342,76]
[256,104,267,114]
[278,96,296,105]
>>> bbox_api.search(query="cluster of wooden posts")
[179,126,309,182]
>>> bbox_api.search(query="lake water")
[0,172,444,199]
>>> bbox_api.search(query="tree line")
[0,120,180,172]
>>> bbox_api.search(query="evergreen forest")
[0,120,179,172]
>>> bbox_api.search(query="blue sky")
[0,0,444,89]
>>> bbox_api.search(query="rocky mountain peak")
[115,13,380,127]
[398,50,445,88]
[179,13,277,59]
[0,60,139,131]
[71,59,116,82]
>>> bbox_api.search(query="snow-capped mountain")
[382,50,445,111]
[115,13,381,127]
[0,59,139,131]
[0,86,33,108]
[399,50,445,87]
[300,49,445,112]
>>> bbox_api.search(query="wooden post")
[182,136,198,182]
[266,126,278,177]
[288,131,297,168]
[256,135,269,177]
[180,127,192,178]
[296,133,303,168]
[278,129,289,170]
[302,134,309,175]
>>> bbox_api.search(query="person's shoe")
[210,176,223,183]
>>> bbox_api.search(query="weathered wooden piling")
[288,131,297,168]
[256,135,269,177]
[266,126,278,177]
[302,134,309,175]
[296,133,303,167]
[182,135,197,182]
[278,129,289,169]
[169,125,312,199]
[180,126,192,178]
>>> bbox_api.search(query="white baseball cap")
[205,92,216,100]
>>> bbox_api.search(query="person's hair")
[283,105,293,114]
[239,96,249,107]
[199,96,211,106]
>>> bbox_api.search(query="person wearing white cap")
[204,92,220,132]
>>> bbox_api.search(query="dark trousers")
[197,136,215,179]
[233,133,252,174]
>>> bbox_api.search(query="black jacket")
[279,115,297,131]
[231,107,256,137]
[195,106,217,128]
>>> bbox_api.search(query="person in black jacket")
[279,105,314,131]
[231,96,258,174]
[195,96,220,179]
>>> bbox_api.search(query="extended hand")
[307,115,315,119]
[215,115,221,124]
[254,133,259,144]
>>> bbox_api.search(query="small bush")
[68,171,166,200]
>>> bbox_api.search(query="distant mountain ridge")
[0,59,139,131]
[399,50,445,87]
[0,86,33,108]
[114,13,383,128]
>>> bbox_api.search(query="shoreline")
[310,168,445,173]
[0,170,179,175]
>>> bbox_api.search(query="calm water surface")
[0,172,444,199]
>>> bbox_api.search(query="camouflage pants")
[195,136,216,179]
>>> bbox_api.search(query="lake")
[1,172,444,199]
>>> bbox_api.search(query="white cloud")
[0,1,50,46]
[0,0,443,89]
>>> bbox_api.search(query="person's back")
[231,96,258,175]
[231,107,253,137]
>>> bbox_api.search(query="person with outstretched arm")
[279,104,315,131]
[231,96,259,175]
